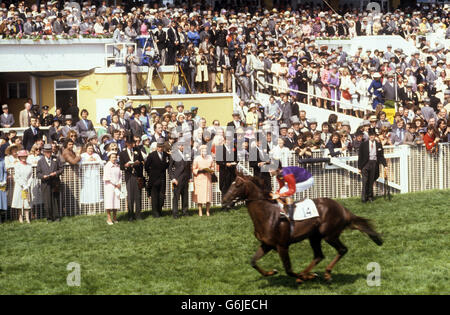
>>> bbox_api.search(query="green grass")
[0,190,449,295]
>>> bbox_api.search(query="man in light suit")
[0,104,15,128]
[125,45,140,95]
[19,102,32,127]
[75,109,95,141]
[36,144,63,222]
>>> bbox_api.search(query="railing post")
[398,145,410,194]
[438,143,444,190]
[232,74,236,95]
[307,82,310,105]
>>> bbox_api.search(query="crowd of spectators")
[2,1,450,100]
[0,1,450,223]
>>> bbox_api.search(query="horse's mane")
[238,172,275,201]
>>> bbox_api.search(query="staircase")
[254,92,363,132]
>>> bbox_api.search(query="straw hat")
[5,144,22,156]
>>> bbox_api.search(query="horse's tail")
[349,213,383,246]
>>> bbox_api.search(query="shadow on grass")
[115,206,238,221]
[259,272,366,289]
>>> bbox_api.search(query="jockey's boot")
[287,203,296,237]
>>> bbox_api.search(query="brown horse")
[222,172,383,283]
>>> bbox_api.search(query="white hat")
[373,72,381,78]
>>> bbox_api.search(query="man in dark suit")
[75,109,95,141]
[358,130,388,203]
[166,20,180,65]
[219,47,233,93]
[216,134,237,196]
[118,109,130,131]
[130,109,145,138]
[36,144,63,222]
[168,140,192,218]
[154,23,167,65]
[66,101,80,125]
[23,116,44,151]
[150,122,168,144]
[0,104,15,128]
[145,138,169,218]
[226,111,245,130]
[119,136,144,221]
[249,134,272,192]
[39,105,54,127]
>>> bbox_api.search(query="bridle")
[228,179,275,204]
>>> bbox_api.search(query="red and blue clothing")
[277,166,313,197]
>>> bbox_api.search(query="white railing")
[2,143,449,221]
[252,75,374,115]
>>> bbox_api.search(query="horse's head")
[222,172,250,209]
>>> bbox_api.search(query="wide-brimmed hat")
[5,144,22,155]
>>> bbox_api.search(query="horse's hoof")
[300,272,319,281]
[324,273,333,282]
[265,269,278,277]
[295,278,304,285]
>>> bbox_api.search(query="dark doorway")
[55,90,77,115]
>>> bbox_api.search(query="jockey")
[270,165,314,229]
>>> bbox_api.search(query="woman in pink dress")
[103,151,122,225]
[321,63,331,109]
[192,145,214,217]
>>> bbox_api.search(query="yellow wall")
[38,72,232,126]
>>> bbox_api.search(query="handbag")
[342,89,351,100]
[21,190,29,200]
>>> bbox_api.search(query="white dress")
[11,162,33,209]
[80,153,103,204]
[356,78,373,111]
[26,155,43,206]
[339,76,353,110]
